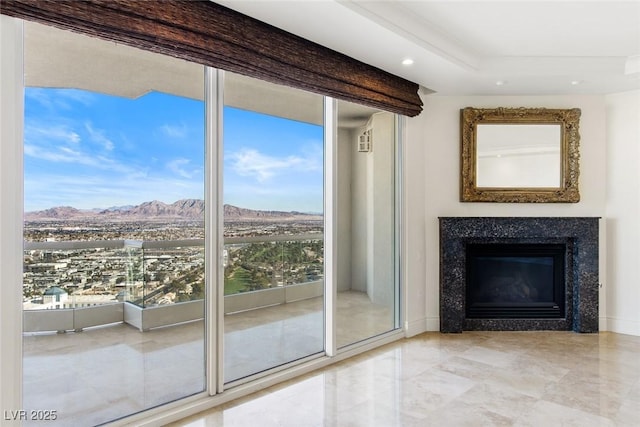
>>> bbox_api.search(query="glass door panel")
[22,21,206,425]
[223,72,325,383]
[335,100,399,348]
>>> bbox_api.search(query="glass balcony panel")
[23,242,143,311]
[224,237,323,295]
[141,242,205,307]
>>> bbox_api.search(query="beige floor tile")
[423,400,514,427]
[22,300,640,427]
[514,399,616,427]
[456,382,538,419]
[173,331,640,427]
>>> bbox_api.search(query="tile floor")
[21,291,395,426]
[171,331,640,427]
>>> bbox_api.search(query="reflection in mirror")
[476,124,562,188]
[461,107,581,203]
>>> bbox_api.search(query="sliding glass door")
[335,101,400,348]
[22,21,206,425]
[222,72,325,383]
[17,18,401,425]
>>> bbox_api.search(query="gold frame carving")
[460,107,581,203]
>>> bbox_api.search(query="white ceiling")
[217,0,640,96]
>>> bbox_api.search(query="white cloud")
[85,122,115,151]
[299,142,324,171]
[25,88,94,110]
[167,158,200,179]
[25,124,81,145]
[24,144,89,164]
[25,138,136,176]
[58,146,81,156]
[228,147,321,182]
[160,123,188,139]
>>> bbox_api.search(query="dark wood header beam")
[0,0,423,116]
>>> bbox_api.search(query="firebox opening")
[466,243,565,319]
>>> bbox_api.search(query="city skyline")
[24,88,324,213]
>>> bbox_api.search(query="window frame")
[0,14,407,425]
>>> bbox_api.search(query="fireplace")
[439,217,599,333]
[466,243,565,319]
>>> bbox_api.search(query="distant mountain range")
[24,199,322,222]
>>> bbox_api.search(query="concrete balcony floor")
[22,291,394,426]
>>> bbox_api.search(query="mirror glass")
[460,107,581,203]
[476,124,561,188]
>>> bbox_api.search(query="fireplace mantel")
[439,217,599,333]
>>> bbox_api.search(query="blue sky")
[24,88,324,213]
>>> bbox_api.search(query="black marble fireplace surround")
[439,217,599,333]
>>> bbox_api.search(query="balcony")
[23,290,393,426]
[23,235,323,333]
[22,234,397,425]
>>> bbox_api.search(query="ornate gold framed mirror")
[460,107,581,203]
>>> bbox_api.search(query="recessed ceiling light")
[495,80,507,86]
[402,58,414,66]
[571,80,581,85]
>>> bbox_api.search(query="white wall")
[369,112,395,306]
[605,90,640,336]
[349,125,369,292]
[402,104,428,334]
[0,14,24,415]
[337,112,397,307]
[336,127,353,292]
[403,95,610,334]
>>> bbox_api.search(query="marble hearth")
[439,217,599,333]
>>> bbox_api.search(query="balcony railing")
[23,234,323,332]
